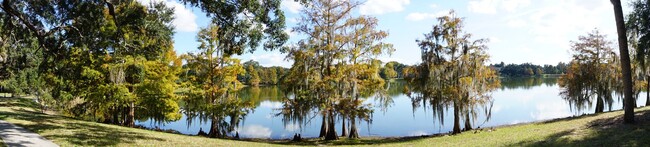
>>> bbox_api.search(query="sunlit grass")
[0,97,276,146]
[1,96,649,146]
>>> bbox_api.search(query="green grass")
[0,97,276,146]
[1,96,650,146]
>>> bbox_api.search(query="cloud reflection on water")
[236,125,272,138]
[285,123,300,132]
[260,101,283,109]
[407,130,428,136]
[531,100,572,120]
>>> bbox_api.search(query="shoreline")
[135,106,632,143]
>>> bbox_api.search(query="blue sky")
[139,0,635,67]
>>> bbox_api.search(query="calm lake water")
[136,77,648,139]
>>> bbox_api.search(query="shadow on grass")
[0,97,166,146]
[515,109,650,146]
[39,122,166,146]
[0,97,40,110]
[239,134,435,146]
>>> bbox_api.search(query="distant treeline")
[491,62,568,77]
[236,60,409,86]
[231,60,569,86]
[238,60,288,86]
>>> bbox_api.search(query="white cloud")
[526,0,612,45]
[468,0,498,14]
[360,0,410,15]
[137,0,198,32]
[467,0,531,14]
[235,125,272,138]
[481,0,629,65]
[489,37,502,43]
[282,0,303,14]
[250,53,292,67]
[506,19,526,28]
[501,0,531,12]
[430,4,438,9]
[405,11,448,21]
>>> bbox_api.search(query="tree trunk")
[611,0,635,124]
[112,106,119,125]
[646,75,650,106]
[208,115,222,138]
[341,117,347,137]
[595,97,604,113]
[125,102,135,127]
[319,115,327,138]
[324,110,338,140]
[349,118,359,139]
[452,103,461,134]
[121,106,126,125]
[464,113,472,131]
[385,80,391,90]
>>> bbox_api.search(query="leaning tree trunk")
[452,103,461,134]
[349,118,359,139]
[611,0,635,124]
[324,110,339,140]
[319,115,327,138]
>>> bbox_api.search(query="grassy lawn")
[1,96,650,146]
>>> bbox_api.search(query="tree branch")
[1,0,45,40]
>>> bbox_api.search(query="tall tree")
[627,0,650,106]
[406,11,500,134]
[559,30,619,114]
[182,24,252,138]
[611,0,635,123]
[282,0,393,140]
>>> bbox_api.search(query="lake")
[136,77,648,139]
